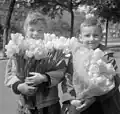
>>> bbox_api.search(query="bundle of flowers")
[5,33,72,80]
[72,46,116,100]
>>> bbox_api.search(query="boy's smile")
[26,22,47,40]
[81,26,103,49]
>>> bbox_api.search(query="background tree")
[2,0,16,56]
[16,0,85,37]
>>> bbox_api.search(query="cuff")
[61,93,75,103]
[45,73,51,86]
[12,81,23,94]
[62,100,70,104]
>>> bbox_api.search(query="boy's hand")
[25,72,48,86]
[71,97,96,112]
[70,99,83,107]
[77,97,95,112]
[17,83,37,96]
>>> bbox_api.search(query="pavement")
[0,60,18,114]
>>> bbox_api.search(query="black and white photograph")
[1,0,120,114]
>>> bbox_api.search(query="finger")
[30,72,42,75]
[28,86,36,90]
[25,77,34,81]
[25,81,34,86]
[29,72,42,77]
[76,103,86,109]
[25,78,34,83]
[26,76,35,80]
[27,83,37,87]
[29,72,37,75]
[71,100,82,106]
[25,78,31,82]
[76,103,86,111]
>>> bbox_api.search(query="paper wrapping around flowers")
[72,47,115,99]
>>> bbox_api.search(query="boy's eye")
[93,34,99,37]
[85,34,90,37]
[29,28,34,32]
[38,30,43,32]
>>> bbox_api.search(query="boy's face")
[80,26,103,49]
[26,22,47,40]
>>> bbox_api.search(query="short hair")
[80,16,102,33]
[24,11,47,32]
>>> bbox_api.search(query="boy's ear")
[79,34,82,40]
[78,34,82,42]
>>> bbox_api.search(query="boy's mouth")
[32,36,41,39]
[85,42,94,44]
[88,41,97,44]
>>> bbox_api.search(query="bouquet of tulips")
[5,33,72,80]
[72,45,116,100]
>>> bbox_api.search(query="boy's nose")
[33,31,38,35]
[89,35,94,40]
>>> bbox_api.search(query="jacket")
[4,57,67,109]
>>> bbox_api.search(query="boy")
[5,11,66,114]
[62,16,120,114]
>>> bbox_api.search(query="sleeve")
[45,59,67,87]
[4,58,22,94]
[97,51,120,102]
[61,55,76,103]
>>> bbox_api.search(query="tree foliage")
[81,0,120,22]
[15,0,86,37]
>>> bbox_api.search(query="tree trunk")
[2,0,16,57]
[70,9,74,38]
[69,0,74,38]
[105,18,109,47]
